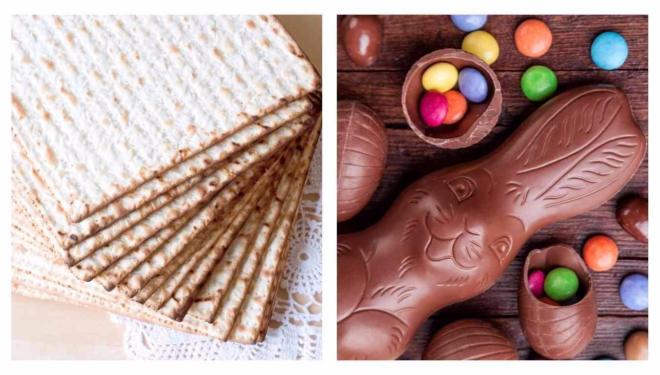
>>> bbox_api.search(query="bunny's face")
[422,165,525,272]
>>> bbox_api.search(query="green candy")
[521,65,558,102]
[544,267,579,302]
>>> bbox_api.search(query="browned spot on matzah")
[116,19,125,30]
[259,15,268,22]
[272,27,280,35]
[54,16,63,28]
[186,123,196,134]
[94,19,103,28]
[66,32,75,45]
[246,19,256,29]
[11,95,26,119]
[59,86,77,105]
[93,70,103,81]
[174,101,183,111]
[212,47,224,61]
[138,77,145,86]
[261,38,270,47]
[121,110,129,125]
[119,52,129,66]
[61,109,73,123]
[41,58,55,70]
[44,145,58,167]
[198,33,208,43]
[170,45,181,54]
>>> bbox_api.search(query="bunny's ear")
[503,86,645,217]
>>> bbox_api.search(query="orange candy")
[442,90,468,125]
[582,234,619,272]
[514,19,553,58]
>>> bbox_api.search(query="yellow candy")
[421,62,458,92]
[462,30,500,65]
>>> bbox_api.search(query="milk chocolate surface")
[518,245,597,359]
[337,86,646,360]
[340,16,383,67]
[338,101,387,222]
[616,195,648,243]
[422,319,518,360]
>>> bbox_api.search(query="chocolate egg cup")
[518,245,597,359]
[401,48,503,149]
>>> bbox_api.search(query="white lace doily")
[111,141,322,360]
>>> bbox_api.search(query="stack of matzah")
[11,15,321,344]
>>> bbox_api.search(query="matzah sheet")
[12,15,319,223]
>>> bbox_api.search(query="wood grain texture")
[338,15,647,360]
[338,15,648,72]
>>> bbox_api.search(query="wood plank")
[338,70,648,125]
[338,15,648,72]
[401,316,648,360]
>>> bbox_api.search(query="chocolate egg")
[624,330,648,360]
[423,319,518,360]
[340,15,383,67]
[337,101,387,222]
[519,245,597,359]
[617,195,648,243]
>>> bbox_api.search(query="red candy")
[528,269,545,298]
[419,91,448,127]
[442,90,468,125]
[582,234,619,272]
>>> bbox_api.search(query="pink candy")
[528,269,545,298]
[419,91,448,127]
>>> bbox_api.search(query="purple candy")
[458,67,489,103]
[419,91,448,127]
[528,269,545,298]
[619,273,648,310]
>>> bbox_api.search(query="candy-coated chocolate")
[442,90,468,125]
[544,267,579,302]
[624,330,648,360]
[340,16,383,67]
[528,269,545,298]
[422,62,458,93]
[462,30,499,65]
[419,91,448,127]
[458,67,489,103]
[515,19,553,58]
[591,31,628,70]
[582,234,618,272]
[521,65,557,102]
[450,15,488,32]
[616,195,648,243]
[619,273,648,311]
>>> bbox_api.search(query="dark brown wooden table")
[337,15,648,360]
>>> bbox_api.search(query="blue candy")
[591,31,628,70]
[458,67,488,103]
[450,15,488,32]
[619,273,647,310]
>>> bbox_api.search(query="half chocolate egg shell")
[518,245,597,359]
[422,319,519,360]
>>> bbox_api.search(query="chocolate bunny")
[337,86,646,360]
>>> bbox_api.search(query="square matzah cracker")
[11,15,319,223]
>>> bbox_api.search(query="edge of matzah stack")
[11,14,322,348]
